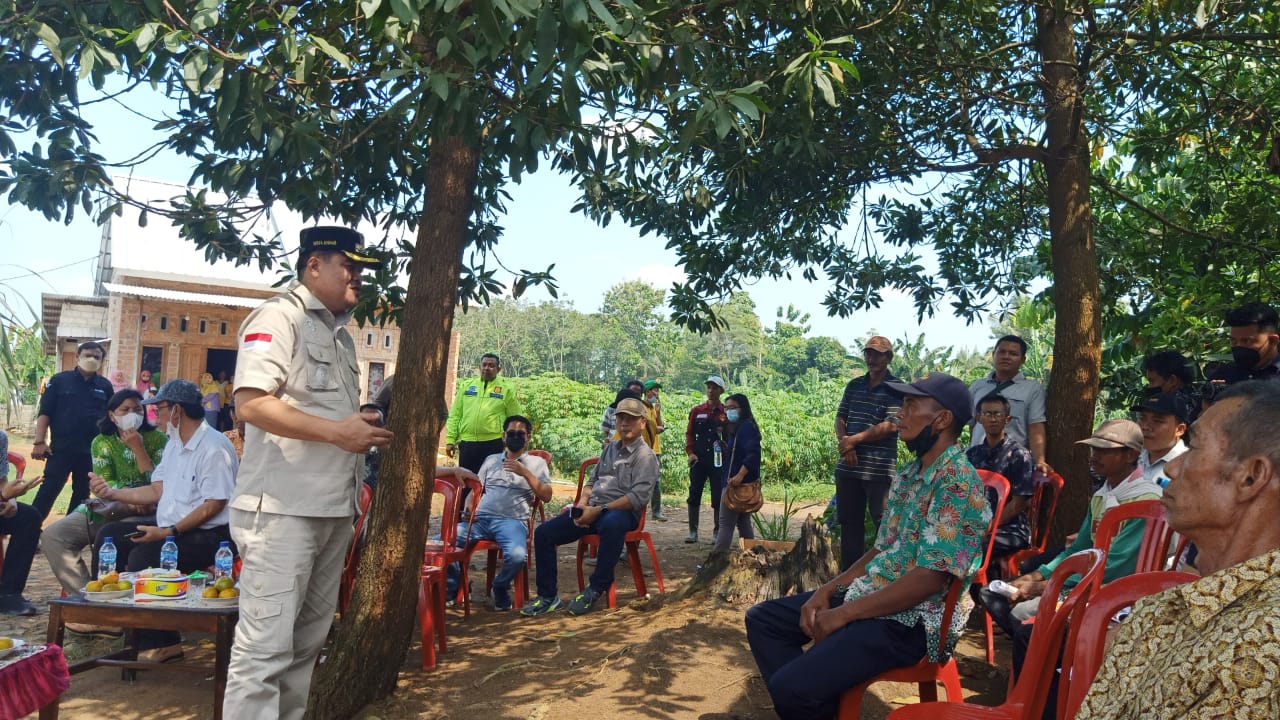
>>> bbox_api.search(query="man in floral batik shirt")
[1078,380,1280,720]
[746,373,991,720]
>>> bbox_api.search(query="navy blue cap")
[1131,391,1192,423]
[884,372,973,427]
[299,226,381,268]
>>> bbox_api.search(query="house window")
[199,319,208,334]
[159,316,168,331]
[383,333,393,350]
[180,317,189,333]
[365,331,374,347]
[220,321,228,335]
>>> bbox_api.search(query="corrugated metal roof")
[102,282,266,309]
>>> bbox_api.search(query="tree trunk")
[308,132,481,718]
[673,516,838,606]
[1036,5,1101,544]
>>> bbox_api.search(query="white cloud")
[624,264,687,291]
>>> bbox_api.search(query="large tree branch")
[1091,174,1225,244]
[1092,29,1280,44]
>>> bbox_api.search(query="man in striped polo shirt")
[832,336,903,569]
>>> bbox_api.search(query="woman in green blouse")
[42,388,167,596]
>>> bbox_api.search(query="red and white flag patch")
[242,332,274,351]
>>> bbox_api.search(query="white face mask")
[78,356,102,373]
[116,411,144,432]
[166,420,182,439]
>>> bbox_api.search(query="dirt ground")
[3,438,1011,719]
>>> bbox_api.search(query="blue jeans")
[533,508,637,598]
[449,515,528,591]
[745,590,927,719]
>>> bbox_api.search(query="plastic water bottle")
[160,536,179,571]
[214,541,234,579]
[99,537,117,578]
[713,440,723,468]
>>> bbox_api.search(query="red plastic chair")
[1091,499,1175,582]
[1001,471,1064,578]
[886,549,1107,720]
[1,452,25,572]
[424,474,482,616]
[338,483,375,615]
[975,470,1011,664]
[1058,570,1197,720]
[836,577,967,718]
[837,471,1009,718]
[417,564,447,670]
[416,475,463,669]
[572,457,665,607]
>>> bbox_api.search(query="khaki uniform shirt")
[232,282,363,518]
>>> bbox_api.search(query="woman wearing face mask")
[41,389,167,599]
[713,393,762,553]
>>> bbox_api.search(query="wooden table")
[45,596,239,720]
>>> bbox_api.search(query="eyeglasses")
[978,411,1007,419]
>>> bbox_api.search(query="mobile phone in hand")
[125,530,146,539]
[570,506,584,519]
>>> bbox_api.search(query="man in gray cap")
[224,227,394,720]
[521,397,657,617]
[746,372,989,720]
[979,418,1161,638]
[831,335,903,569]
[683,375,728,543]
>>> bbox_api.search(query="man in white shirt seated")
[90,379,238,663]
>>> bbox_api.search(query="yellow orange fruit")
[115,582,133,592]
[101,572,119,584]
[86,580,104,593]
[202,587,220,598]
[213,576,235,591]
[0,638,13,650]
[218,588,239,599]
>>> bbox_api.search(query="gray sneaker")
[567,588,604,616]
[519,596,564,617]
[652,511,669,522]
[684,531,697,543]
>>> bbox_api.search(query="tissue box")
[134,571,189,601]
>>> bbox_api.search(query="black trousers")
[31,450,93,520]
[687,459,722,534]
[457,439,504,510]
[834,467,890,570]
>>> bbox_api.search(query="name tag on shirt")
[465,385,478,396]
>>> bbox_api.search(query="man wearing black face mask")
[446,415,551,611]
[745,373,989,719]
[1205,302,1280,398]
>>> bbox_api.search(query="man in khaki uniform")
[223,227,394,720]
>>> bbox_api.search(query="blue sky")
[1,83,998,354]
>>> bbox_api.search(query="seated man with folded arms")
[979,418,1161,668]
[745,374,990,720]
[965,392,1035,572]
[447,415,551,611]
[1078,380,1280,720]
[520,397,656,617]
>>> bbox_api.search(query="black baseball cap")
[299,226,381,268]
[1131,391,1192,423]
[885,372,973,427]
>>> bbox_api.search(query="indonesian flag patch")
[242,332,274,351]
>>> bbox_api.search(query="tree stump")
[673,515,839,606]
